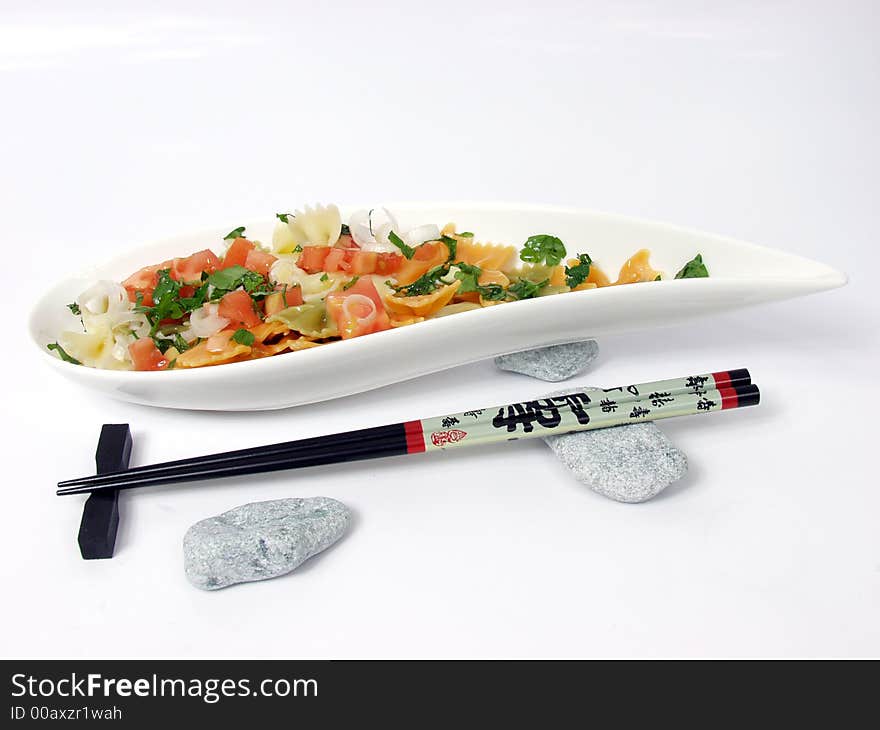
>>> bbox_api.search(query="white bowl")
[29,202,846,411]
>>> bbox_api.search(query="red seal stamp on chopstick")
[430,429,468,447]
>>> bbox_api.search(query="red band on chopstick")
[711,368,750,387]
[404,420,426,453]
[717,385,739,409]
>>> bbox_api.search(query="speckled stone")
[495,340,599,382]
[183,497,350,590]
[543,387,688,503]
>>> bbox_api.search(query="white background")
[1,0,877,658]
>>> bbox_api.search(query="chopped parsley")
[203,266,247,291]
[132,265,273,347]
[231,329,256,346]
[173,333,190,352]
[388,236,460,297]
[292,244,303,254]
[388,265,447,297]
[47,342,81,365]
[179,283,210,312]
[453,263,483,294]
[453,263,506,299]
[454,263,540,301]
[67,302,81,316]
[153,338,172,353]
[205,266,273,298]
[388,230,415,259]
[458,231,474,237]
[520,234,566,267]
[564,253,593,289]
[440,235,458,261]
[224,226,246,240]
[343,276,360,290]
[134,269,185,337]
[320,273,329,282]
[478,283,507,301]
[508,277,549,300]
[275,213,294,224]
[674,254,709,279]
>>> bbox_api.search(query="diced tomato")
[172,249,221,283]
[129,338,169,371]
[221,238,255,269]
[244,249,278,277]
[283,286,303,307]
[347,250,377,275]
[264,285,303,316]
[122,259,175,306]
[297,246,331,274]
[123,268,157,305]
[375,252,403,275]
[326,277,391,339]
[323,248,350,273]
[218,289,261,328]
[310,247,403,277]
[349,250,402,275]
[264,292,284,317]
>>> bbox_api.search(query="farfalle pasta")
[48,206,710,370]
[383,281,461,318]
[452,239,518,271]
[273,204,343,252]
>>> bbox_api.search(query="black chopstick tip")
[727,368,751,385]
[733,382,760,407]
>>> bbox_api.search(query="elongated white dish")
[30,203,846,411]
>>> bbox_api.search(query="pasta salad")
[48,204,709,371]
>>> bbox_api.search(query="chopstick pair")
[57,369,757,496]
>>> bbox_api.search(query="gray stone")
[543,387,688,503]
[183,497,350,590]
[495,340,599,382]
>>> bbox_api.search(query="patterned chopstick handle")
[406,382,758,454]
[587,369,749,408]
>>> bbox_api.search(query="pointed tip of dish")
[819,268,848,291]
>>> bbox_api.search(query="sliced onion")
[368,207,398,238]
[348,209,373,247]
[404,224,441,247]
[440,265,461,285]
[371,223,400,253]
[112,332,136,363]
[78,281,146,335]
[78,281,129,316]
[341,293,377,328]
[349,207,401,252]
[121,312,151,340]
[188,302,230,338]
[270,255,305,286]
